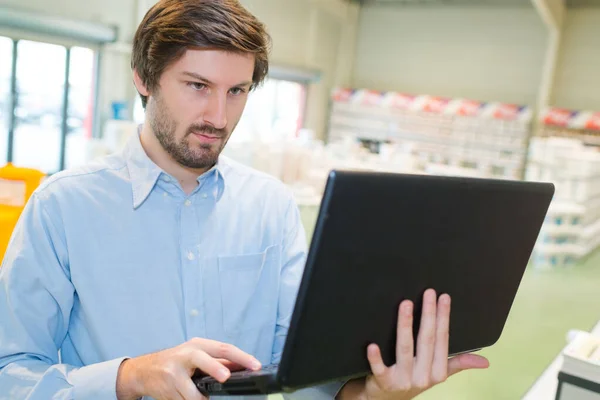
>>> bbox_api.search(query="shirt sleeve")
[0,193,127,399]
[272,195,347,400]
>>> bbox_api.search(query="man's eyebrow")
[182,71,213,84]
[234,81,253,88]
[182,72,252,87]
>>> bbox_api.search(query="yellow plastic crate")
[0,163,45,264]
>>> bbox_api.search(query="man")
[0,0,489,399]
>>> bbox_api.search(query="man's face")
[143,49,255,169]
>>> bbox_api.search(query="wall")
[546,0,566,27]
[352,5,548,107]
[552,8,600,111]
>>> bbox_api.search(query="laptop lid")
[277,170,554,390]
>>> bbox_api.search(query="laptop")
[194,170,554,396]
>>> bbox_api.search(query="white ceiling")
[353,0,600,7]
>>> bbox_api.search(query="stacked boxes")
[327,88,533,180]
[527,137,600,268]
[0,163,46,263]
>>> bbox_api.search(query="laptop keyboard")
[229,363,279,378]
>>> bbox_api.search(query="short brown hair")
[132,0,271,108]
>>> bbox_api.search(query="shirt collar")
[123,130,226,209]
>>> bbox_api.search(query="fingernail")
[404,302,413,315]
[219,368,230,381]
[252,360,262,370]
[367,345,376,357]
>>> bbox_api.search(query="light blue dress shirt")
[0,133,343,400]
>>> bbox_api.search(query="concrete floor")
[293,205,600,400]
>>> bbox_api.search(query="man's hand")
[338,289,489,400]
[116,337,262,400]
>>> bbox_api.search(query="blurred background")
[1,0,600,398]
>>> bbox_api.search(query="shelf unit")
[528,107,600,268]
[327,88,533,180]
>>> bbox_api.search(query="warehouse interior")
[1,0,600,398]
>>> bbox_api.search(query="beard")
[147,92,230,170]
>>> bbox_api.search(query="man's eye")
[229,87,246,96]
[189,82,206,91]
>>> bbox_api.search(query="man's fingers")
[367,344,390,384]
[448,353,490,377]
[216,359,246,372]
[395,300,414,380]
[431,293,451,383]
[189,350,232,383]
[190,338,261,371]
[413,289,437,384]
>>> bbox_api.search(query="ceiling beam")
[532,0,565,31]
[531,0,565,111]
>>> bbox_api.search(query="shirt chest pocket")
[217,244,281,334]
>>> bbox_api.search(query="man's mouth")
[192,132,222,143]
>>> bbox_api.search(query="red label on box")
[332,88,353,102]
[584,112,600,131]
[493,104,520,120]
[422,97,450,114]
[362,90,382,106]
[457,100,483,117]
[542,108,572,126]
[390,93,415,109]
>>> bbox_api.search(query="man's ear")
[133,69,150,97]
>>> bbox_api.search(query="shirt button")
[184,199,192,207]
[163,192,168,198]
[189,309,199,317]
[187,251,195,261]
[163,176,171,182]
[202,193,208,199]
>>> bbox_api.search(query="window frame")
[0,33,100,172]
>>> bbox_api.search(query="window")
[0,37,97,173]
[65,47,95,169]
[0,37,12,165]
[13,40,66,172]
[232,78,306,144]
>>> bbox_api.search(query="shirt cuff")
[69,357,129,399]
[327,380,349,399]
